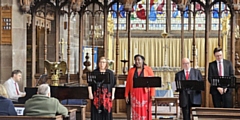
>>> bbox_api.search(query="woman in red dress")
[125,54,155,120]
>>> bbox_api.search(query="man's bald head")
[182,58,191,70]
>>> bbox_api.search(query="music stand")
[176,80,204,91]
[210,76,236,107]
[87,72,110,86]
[87,72,110,113]
[210,76,236,89]
[133,77,161,120]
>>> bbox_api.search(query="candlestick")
[121,60,128,75]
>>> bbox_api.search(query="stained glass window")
[211,2,230,30]
[148,0,166,30]
[111,3,127,30]
[171,1,188,30]
[110,0,227,31]
[130,0,147,30]
[191,2,205,30]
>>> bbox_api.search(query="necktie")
[219,61,222,76]
[15,82,19,95]
[186,71,189,80]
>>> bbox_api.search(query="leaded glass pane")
[148,0,166,30]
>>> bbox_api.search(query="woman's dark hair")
[133,54,146,67]
[134,54,145,61]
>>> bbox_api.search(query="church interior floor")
[86,106,182,120]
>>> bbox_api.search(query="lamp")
[124,0,134,12]
[89,24,104,39]
[70,0,83,12]
[172,0,188,11]
[119,0,138,12]
[20,0,32,12]
[233,0,240,11]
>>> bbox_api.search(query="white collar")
[184,68,191,72]
[10,78,17,84]
[216,59,223,63]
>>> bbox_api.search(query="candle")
[196,48,198,56]
[124,50,126,60]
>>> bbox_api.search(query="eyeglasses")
[183,62,190,65]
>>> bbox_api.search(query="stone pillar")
[0,1,13,84]
[11,0,27,91]
[0,45,12,84]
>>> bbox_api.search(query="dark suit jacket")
[208,59,234,94]
[175,68,203,107]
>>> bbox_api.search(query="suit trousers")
[182,94,201,120]
[182,94,191,120]
[212,91,233,108]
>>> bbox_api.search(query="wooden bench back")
[192,107,240,120]
[0,115,64,120]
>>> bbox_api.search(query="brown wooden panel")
[0,5,12,44]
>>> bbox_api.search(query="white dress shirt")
[3,78,24,101]
[217,60,224,76]
[184,68,191,76]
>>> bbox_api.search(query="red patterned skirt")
[131,88,152,120]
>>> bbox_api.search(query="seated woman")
[0,84,17,116]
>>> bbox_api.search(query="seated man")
[24,84,68,117]
[37,74,87,106]
[4,70,26,102]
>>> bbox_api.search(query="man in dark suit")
[175,58,203,120]
[208,47,234,108]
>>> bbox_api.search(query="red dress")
[125,66,155,120]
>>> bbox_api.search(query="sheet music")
[171,81,176,91]
[15,107,25,115]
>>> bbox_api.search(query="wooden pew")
[0,115,65,120]
[0,108,76,120]
[64,105,86,120]
[14,104,83,120]
[191,107,240,120]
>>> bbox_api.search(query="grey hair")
[37,84,50,95]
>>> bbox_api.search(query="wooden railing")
[191,107,240,120]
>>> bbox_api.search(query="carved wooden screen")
[0,5,12,44]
